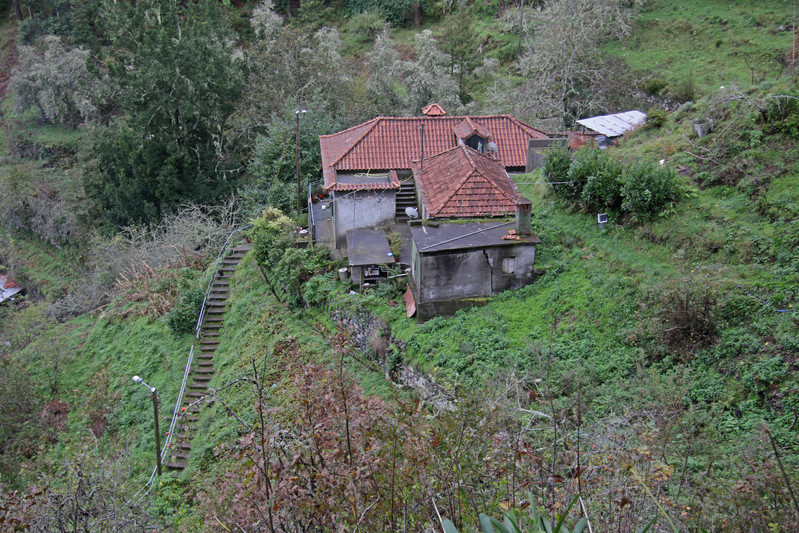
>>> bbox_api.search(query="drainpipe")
[420,123,425,173]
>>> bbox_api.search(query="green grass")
[606,0,795,96]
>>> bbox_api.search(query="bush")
[250,207,294,272]
[343,10,388,42]
[670,70,696,102]
[346,0,417,25]
[621,162,680,219]
[167,287,205,334]
[643,77,668,95]
[580,150,623,210]
[543,146,574,198]
[646,107,668,129]
[658,282,719,358]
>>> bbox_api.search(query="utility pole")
[152,389,162,476]
[295,108,307,213]
[518,0,525,58]
[133,375,162,476]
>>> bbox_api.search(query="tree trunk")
[12,0,23,21]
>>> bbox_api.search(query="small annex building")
[408,219,541,320]
[318,104,549,248]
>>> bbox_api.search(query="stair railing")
[129,224,251,504]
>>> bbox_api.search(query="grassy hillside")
[1,0,798,530]
[607,0,795,98]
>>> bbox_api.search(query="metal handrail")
[130,224,251,503]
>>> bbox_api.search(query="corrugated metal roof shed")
[576,110,646,137]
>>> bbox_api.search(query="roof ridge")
[431,145,478,216]
[319,116,380,139]
[469,148,519,203]
[329,118,382,167]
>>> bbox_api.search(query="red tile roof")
[452,117,491,140]
[320,114,549,190]
[422,103,447,116]
[412,145,523,218]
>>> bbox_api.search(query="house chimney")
[515,197,532,236]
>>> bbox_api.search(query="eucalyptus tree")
[515,0,642,130]
[9,35,103,127]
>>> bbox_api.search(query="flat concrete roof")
[410,221,541,253]
[347,228,393,266]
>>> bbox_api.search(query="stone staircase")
[164,243,251,471]
[395,178,418,221]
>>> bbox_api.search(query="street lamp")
[132,375,162,476]
[295,108,307,213]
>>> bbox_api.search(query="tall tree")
[9,35,103,127]
[229,24,352,155]
[515,0,641,130]
[87,0,245,227]
[440,4,480,102]
[405,29,464,114]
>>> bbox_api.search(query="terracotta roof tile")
[452,117,491,140]
[422,103,447,116]
[412,145,522,218]
[320,115,548,190]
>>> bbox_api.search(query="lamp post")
[132,375,162,476]
[295,108,307,213]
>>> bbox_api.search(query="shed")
[346,229,394,289]
[0,275,24,304]
[576,110,646,138]
[408,220,541,319]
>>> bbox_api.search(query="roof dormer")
[453,118,491,153]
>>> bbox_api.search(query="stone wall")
[331,305,454,411]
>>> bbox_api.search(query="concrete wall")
[415,243,537,303]
[525,137,566,172]
[333,190,396,248]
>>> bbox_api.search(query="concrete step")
[170,451,190,462]
[165,460,188,471]
[209,287,230,293]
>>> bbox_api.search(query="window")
[465,134,486,153]
[502,257,515,274]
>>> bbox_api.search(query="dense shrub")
[646,107,668,128]
[167,287,205,334]
[543,146,574,197]
[566,147,607,201]
[274,246,332,308]
[548,147,680,219]
[621,162,680,219]
[580,150,624,210]
[643,77,668,95]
